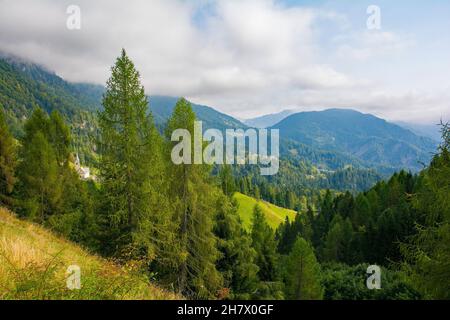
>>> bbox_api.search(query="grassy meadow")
[233,192,297,230]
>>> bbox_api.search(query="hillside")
[244,109,294,128]
[272,109,437,172]
[0,56,245,133]
[0,57,99,164]
[0,208,178,300]
[233,192,296,230]
[149,95,247,130]
[0,57,388,193]
[395,121,442,142]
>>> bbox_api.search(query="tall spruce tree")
[250,205,279,282]
[18,130,61,221]
[284,237,323,300]
[0,109,17,205]
[48,111,71,165]
[401,123,450,299]
[16,108,89,224]
[97,49,173,261]
[214,194,259,299]
[165,98,222,298]
[322,214,353,263]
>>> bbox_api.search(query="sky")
[0,0,449,124]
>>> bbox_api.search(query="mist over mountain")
[0,56,438,175]
[244,110,294,128]
[395,121,442,142]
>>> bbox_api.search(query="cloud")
[334,30,415,61]
[0,0,448,124]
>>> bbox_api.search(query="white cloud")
[334,30,415,61]
[0,0,448,124]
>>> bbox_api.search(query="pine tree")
[165,98,222,298]
[284,237,323,300]
[0,109,17,205]
[250,205,278,282]
[219,165,236,197]
[214,194,259,299]
[97,49,173,261]
[48,111,71,165]
[401,123,450,299]
[16,108,94,229]
[18,131,61,221]
[323,214,353,263]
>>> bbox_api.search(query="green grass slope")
[233,192,297,230]
[0,207,178,300]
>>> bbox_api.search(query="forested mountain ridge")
[149,95,247,130]
[1,50,448,300]
[1,56,435,174]
[0,57,100,163]
[0,57,248,165]
[272,109,437,172]
[0,55,436,198]
[0,56,387,195]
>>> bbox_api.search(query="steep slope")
[244,109,294,128]
[272,109,437,171]
[0,207,178,300]
[149,95,247,130]
[0,57,99,164]
[0,57,386,191]
[233,192,296,230]
[395,121,441,142]
[0,56,246,134]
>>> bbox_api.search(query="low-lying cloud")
[0,0,448,124]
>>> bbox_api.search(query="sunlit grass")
[0,207,179,300]
[233,192,297,230]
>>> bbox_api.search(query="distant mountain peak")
[272,108,438,172]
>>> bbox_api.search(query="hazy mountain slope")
[395,121,441,142]
[0,56,415,189]
[272,109,437,171]
[0,56,102,114]
[149,95,247,130]
[0,57,100,164]
[1,56,247,132]
[244,109,294,128]
[0,57,248,163]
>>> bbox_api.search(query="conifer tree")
[97,49,173,261]
[250,205,278,282]
[18,130,61,221]
[401,123,450,299]
[323,214,353,263]
[284,237,323,300]
[48,111,71,165]
[16,108,90,225]
[214,194,259,299]
[165,98,222,298]
[219,165,236,197]
[0,109,17,205]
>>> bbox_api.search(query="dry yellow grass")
[0,207,179,300]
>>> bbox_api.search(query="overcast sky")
[0,0,449,123]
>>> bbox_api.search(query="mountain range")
[271,109,437,172]
[244,109,294,128]
[0,55,440,183]
[395,121,442,142]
